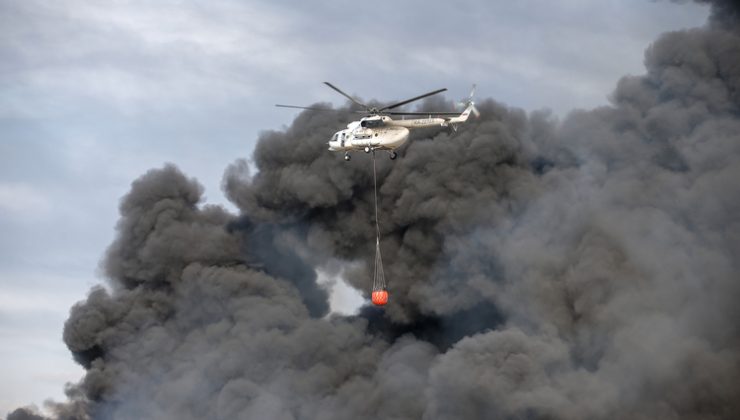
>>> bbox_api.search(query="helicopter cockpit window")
[361,118,382,128]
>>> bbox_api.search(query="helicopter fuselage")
[327,107,473,154]
[327,124,409,152]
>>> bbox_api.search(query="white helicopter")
[276,82,479,161]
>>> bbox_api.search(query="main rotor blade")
[275,104,334,112]
[380,88,447,111]
[323,82,368,109]
[385,111,460,116]
[276,104,369,116]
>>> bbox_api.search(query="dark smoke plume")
[9,1,740,419]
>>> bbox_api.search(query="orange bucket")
[371,290,389,306]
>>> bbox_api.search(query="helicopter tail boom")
[447,102,477,124]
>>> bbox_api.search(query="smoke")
[693,0,740,28]
[9,1,740,419]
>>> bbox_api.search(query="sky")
[0,0,711,416]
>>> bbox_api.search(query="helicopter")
[276,82,479,161]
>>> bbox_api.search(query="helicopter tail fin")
[450,84,479,123]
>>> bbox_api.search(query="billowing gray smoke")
[10,2,740,419]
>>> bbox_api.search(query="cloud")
[0,183,51,220]
[0,0,709,119]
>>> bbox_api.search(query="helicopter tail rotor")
[455,84,479,117]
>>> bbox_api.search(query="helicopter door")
[340,132,345,147]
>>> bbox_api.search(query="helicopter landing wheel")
[364,146,371,153]
[344,153,351,161]
[389,151,397,160]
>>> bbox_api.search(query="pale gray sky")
[0,0,709,415]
